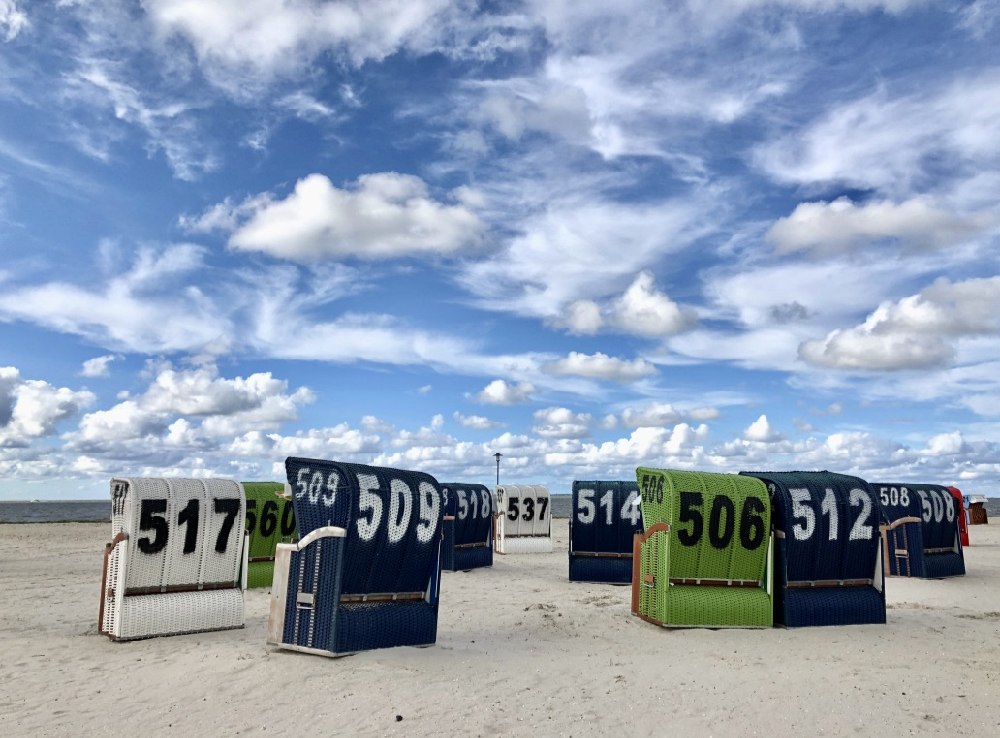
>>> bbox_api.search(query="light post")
[493,451,502,487]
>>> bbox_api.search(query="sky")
[2,0,1000,500]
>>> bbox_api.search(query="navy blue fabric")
[568,481,642,583]
[281,457,445,654]
[873,482,964,578]
[439,483,494,572]
[741,471,885,627]
[568,556,633,584]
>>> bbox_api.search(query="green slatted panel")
[635,468,772,628]
[243,482,297,589]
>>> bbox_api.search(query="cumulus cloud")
[616,401,719,428]
[799,276,1000,371]
[68,362,314,449]
[743,414,785,443]
[193,173,482,262]
[545,351,656,383]
[453,411,502,429]
[767,196,992,255]
[556,272,696,338]
[81,354,122,378]
[475,379,535,405]
[0,367,95,447]
[532,407,592,439]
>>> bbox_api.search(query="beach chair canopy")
[440,482,494,571]
[99,477,246,641]
[742,471,885,626]
[267,457,445,656]
[569,480,643,583]
[494,484,553,554]
[946,486,970,547]
[242,482,297,588]
[874,482,964,578]
[633,468,772,628]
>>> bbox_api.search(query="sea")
[2,495,999,524]
[0,495,577,523]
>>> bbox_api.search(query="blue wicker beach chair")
[569,480,643,584]
[440,483,494,571]
[741,471,885,627]
[873,482,965,578]
[267,457,445,656]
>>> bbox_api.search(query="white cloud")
[453,411,502,429]
[81,354,122,378]
[922,431,967,456]
[768,196,994,255]
[461,198,710,323]
[608,271,697,337]
[0,368,95,447]
[799,276,1000,371]
[476,379,535,405]
[532,406,592,439]
[545,351,656,383]
[143,0,455,92]
[743,414,785,443]
[68,362,314,449]
[204,173,482,262]
[0,243,233,353]
[0,0,27,41]
[755,70,1000,198]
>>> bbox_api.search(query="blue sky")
[2,0,1000,500]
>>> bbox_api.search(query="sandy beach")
[1,519,998,737]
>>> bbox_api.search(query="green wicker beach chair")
[243,482,297,589]
[631,468,772,628]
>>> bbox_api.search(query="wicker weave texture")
[494,484,552,554]
[243,482,297,589]
[635,468,772,628]
[743,471,885,626]
[273,458,445,655]
[569,480,642,583]
[873,481,965,579]
[440,483,493,571]
[101,477,246,640]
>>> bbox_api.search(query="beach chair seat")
[742,471,885,627]
[632,469,772,628]
[243,482,297,589]
[569,480,643,584]
[494,485,553,554]
[98,477,247,641]
[874,482,965,579]
[267,458,444,657]
[440,483,494,571]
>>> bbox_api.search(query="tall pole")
[494,451,502,487]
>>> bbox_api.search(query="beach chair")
[569,480,643,584]
[440,483,494,571]
[267,458,445,656]
[631,469,772,628]
[98,477,247,641]
[967,498,988,525]
[874,482,965,578]
[947,486,970,547]
[243,482,297,588]
[742,471,885,626]
[493,484,553,554]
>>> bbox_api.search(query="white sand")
[1,519,998,737]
